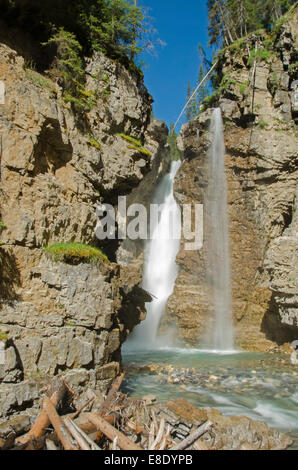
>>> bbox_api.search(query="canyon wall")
[165,9,298,352]
[0,42,169,417]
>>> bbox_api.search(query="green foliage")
[118,134,152,157]
[258,119,269,129]
[3,1,154,71]
[168,124,180,161]
[268,71,280,94]
[201,72,236,111]
[186,81,198,121]
[118,134,142,147]
[207,0,296,48]
[44,242,109,263]
[0,330,8,342]
[201,89,221,111]
[88,0,146,60]
[247,47,272,66]
[43,28,98,111]
[25,69,55,91]
[220,72,237,89]
[2,1,158,106]
[126,145,152,157]
[289,61,298,75]
[240,81,249,95]
[88,135,101,150]
[185,63,210,121]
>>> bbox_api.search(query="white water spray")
[125,160,181,350]
[205,108,234,351]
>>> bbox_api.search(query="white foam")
[253,402,298,430]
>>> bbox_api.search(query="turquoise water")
[122,349,298,447]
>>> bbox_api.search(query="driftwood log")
[171,420,213,450]
[17,378,72,445]
[43,397,77,450]
[98,373,124,417]
[64,418,101,450]
[87,413,142,450]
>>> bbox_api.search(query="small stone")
[143,394,157,405]
[209,375,219,382]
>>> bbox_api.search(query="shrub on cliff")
[118,134,152,157]
[44,242,109,264]
[207,0,296,48]
[1,0,149,71]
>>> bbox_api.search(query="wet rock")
[164,8,298,350]
[157,399,292,450]
[143,394,157,405]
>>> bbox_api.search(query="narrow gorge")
[0,0,297,452]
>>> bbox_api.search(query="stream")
[122,349,298,448]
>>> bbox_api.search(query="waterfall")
[125,160,181,350]
[205,108,234,351]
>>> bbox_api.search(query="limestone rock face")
[166,11,298,351]
[0,43,168,416]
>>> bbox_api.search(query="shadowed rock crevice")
[261,296,298,345]
[0,249,21,301]
[30,118,73,176]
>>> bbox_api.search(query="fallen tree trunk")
[86,413,142,450]
[17,378,71,444]
[0,415,31,450]
[98,373,124,417]
[65,418,101,450]
[62,413,117,435]
[64,418,90,450]
[43,398,77,451]
[170,421,213,450]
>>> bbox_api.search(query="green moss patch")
[25,69,55,91]
[257,119,269,129]
[0,330,8,341]
[88,135,101,150]
[118,134,152,158]
[44,242,108,264]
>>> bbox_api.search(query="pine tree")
[168,123,180,161]
[227,0,263,38]
[186,81,198,121]
[266,0,283,21]
[196,65,208,112]
[207,0,294,49]
[208,0,226,46]
[207,0,237,46]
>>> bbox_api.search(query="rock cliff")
[0,42,169,417]
[166,8,298,351]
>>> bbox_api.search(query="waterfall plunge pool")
[122,349,298,448]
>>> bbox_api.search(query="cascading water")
[205,108,234,351]
[125,160,181,350]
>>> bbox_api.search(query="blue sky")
[139,0,212,131]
